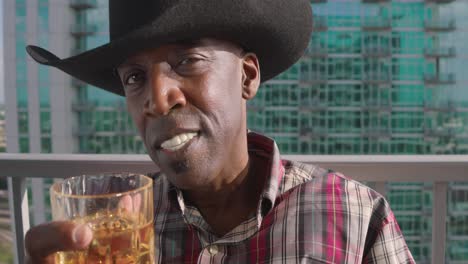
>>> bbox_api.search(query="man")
[24,0,415,263]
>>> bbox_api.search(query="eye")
[177,57,201,67]
[123,70,145,86]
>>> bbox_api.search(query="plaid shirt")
[152,132,415,263]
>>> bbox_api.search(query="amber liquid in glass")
[55,213,154,264]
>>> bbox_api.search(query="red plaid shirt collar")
[151,132,415,263]
[165,131,285,241]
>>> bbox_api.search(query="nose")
[143,65,186,116]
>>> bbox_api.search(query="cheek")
[203,65,243,106]
[197,74,244,135]
[195,78,242,122]
[126,100,145,133]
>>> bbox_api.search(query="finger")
[118,194,134,212]
[118,194,142,213]
[25,221,93,261]
[132,193,142,212]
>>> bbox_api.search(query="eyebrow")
[176,39,246,58]
[115,41,207,71]
[117,38,239,70]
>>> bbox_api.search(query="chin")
[148,136,221,189]
[154,155,210,189]
[165,169,212,190]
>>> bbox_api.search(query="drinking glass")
[50,173,154,264]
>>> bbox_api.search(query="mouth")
[159,131,199,152]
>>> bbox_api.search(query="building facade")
[0,105,5,153]
[246,1,468,262]
[3,0,468,263]
[72,0,145,154]
[249,0,468,156]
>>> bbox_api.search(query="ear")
[241,53,260,100]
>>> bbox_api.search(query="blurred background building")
[0,104,5,153]
[2,0,468,263]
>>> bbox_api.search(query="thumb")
[25,221,93,261]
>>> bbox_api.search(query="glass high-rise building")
[246,1,468,263]
[249,0,468,156]
[3,0,142,156]
[72,1,145,154]
[0,105,5,153]
[3,0,468,263]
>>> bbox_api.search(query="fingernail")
[72,224,93,247]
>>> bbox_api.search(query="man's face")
[117,39,259,190]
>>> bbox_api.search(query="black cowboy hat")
[26,0,313,96]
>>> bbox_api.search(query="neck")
[183,153,265,236]
[185,123,251,210]
[184,153,251,210]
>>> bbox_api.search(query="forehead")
[120,38,243,65]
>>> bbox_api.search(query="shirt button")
[208,244,219,256]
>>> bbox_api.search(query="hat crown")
[28,0,312,96]
[109,0,178,40]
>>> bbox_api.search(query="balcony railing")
[425,19,456,32]
[70,24,98,37]
[424,47,456,58]
[424,101,459,112]
[362,128,392,138]
[304,44,328,58]
[362,72,392,84]
[299,127,328,138]
[72,77,88,88]
[362,18,392,31]
[299,100,328,112]
[71,102,128,112]
[69,0,97,10]
[299,73,328,84]
[362,100,392,111]
[362,0,390,3]
[425,0,456,3]
[424,73,456,85]
[362,45,391,57]
[312,16,328,31]
[424,128,458,138]
[1,154,468,264]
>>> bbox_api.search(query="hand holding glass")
[50,173,154,264]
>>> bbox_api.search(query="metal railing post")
[31,178,46,225]
[7,177,30,264]
[432,182,447,264]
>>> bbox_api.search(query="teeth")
[161,132,197,151]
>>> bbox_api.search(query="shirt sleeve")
[362,197,416,264]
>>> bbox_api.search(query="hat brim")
[27,0,313,96]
